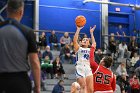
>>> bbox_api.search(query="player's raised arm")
[90,25,96,62]
[90,46,97,68]
[73,26,83,52]
[90,25,96,48]
[90,25,98,71]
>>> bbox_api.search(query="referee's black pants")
[0,72,31,93]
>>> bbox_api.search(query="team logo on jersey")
[81,50,89,53]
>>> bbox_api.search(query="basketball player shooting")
[90,41,116,93]
[73,25,96,93]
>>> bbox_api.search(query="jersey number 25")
[95,72,111,84]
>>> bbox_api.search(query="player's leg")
[76,65,87,93]
[86,75,93,93]
[77,77,87,93]
[85,66,93,93]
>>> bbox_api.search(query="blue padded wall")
[39,0,101,48]
[0,0,140,47]
[0,0,34,28]
[108,0,136,37]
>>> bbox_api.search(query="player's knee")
[88,88,93,93]
[80,84,86,89]
[87,86,93,93]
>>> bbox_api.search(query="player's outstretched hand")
[76,26,84,31]
[90,25,96,33]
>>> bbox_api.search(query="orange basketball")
[75,15,86,27]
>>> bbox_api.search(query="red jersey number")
[95,72,111,84]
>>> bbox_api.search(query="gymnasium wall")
[108,0,140,43]
[135,11,140,30]
[0,0,34,28]
[39,0,140,48]
[109,0,136,36]
[0,0,140,48]
[39,0,102,48]
[22,1,34,28]
[135,0,140,43]
[135,0,140,30]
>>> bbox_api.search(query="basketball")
[75,15,86,27]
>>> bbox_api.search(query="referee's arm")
[28,31,41,93]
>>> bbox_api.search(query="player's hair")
[103,56,113,68]
[81,37,88,41]
[7,0,24,13]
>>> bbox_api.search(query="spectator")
[134,56,140,69]
[42,46,53,62]
[60,32,71,47]
[39,32,47,49]
[128,36,138,58]
[71,35,82,50]
[71,82,81,93]
[95,49,103,64]
[0,0,40,93]
[116,25,126,43]
[114,84,121,93]
[139,42,140,55]
[49,30,61,50]
[37,47,42,61]
[53,57,67,79]
[118,41,131,58]
[116,62,128,76]
[117,73,130,93]
[109,33,117,54]
[71,49,77,64]
[116,25,126,37]
[129,73,140,93]
[52,80,65,93]
[41,55,53,79]
[60,44,73,63]
[135,66,140,80]
[131,52,139,66]
[40,73,46,91]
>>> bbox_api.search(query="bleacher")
[42,64,76,93]
[41,50,76,93]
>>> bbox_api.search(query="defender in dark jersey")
[0,0,40,93]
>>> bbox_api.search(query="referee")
[0,0,40,93]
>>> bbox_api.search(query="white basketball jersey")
[76,47,90,66]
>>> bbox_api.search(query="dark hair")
[103,56,113,68]
[7,0,24,13]
[53,57,60,64]
[132,73,137,78]
[58,80,64,84]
